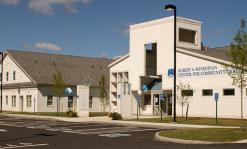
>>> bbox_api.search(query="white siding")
[1,55,32,84]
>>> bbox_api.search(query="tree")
[176,81,193,118]
[224,19,247,119]
[99,75,107,112]
[52,71,65,116]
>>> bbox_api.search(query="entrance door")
[167,93,172,115]
[19,96,23,112]
[153,94,160,115]
[142,94,152,115]
[68,96,74,110]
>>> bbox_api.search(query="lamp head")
[137,90,142,96]
[165,4,176,11]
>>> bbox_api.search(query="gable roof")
[178,46,230,62]
[6,50,113,87]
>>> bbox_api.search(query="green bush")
[108,112,113,118]
[89,112,108,117]
[65,111,77,117]
[111,112,122,120]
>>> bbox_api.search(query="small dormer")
[176,17,202,50]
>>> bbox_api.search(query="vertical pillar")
[76,85,89,117]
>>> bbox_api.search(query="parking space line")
[0,143,49,149]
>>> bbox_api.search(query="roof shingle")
[6,50,113,87]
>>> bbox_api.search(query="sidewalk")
[1,113,239,129]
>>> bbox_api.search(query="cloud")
[113,55,122,60]
[81,0,92,5]
[35,42,62,51]
[28,0,76,15]
[22,43,33,49]
[113,21,132,37]
[28,0,92,15]
[0,0,20,6]
[100,52,108,58]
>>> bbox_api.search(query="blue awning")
[144,79,162,91]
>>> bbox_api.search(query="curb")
[154,131,247,144]
[0,114,80,122]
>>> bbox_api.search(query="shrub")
[89,112,108,117]
[65,111,77,117]
[111,112,122,120]
[108,112,113,118]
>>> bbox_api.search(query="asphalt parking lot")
[0,115,247,149]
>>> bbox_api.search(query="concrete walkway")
[0,113,239,129]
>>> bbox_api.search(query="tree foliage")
[224,19,247,119]
[99,75,107,112]
[176,81,193,118]
[52,71,65,98]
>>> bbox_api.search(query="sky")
[0,0,246,58]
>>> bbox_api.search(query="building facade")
[109,16,247,119]
[0,50,112,114]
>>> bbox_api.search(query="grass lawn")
[126,117,247,127]
[89,112,109,117]
[159,128,247,142]
[2,111,68,117]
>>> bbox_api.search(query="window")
[223,89,235,96]
[89,96,93,108]
[6,72,8,81]
[47,96,53,106]
[6,96,8,106]
[181,90,193,96]
[145,43,157,76]
[154,94,159,106]
[11,96,16,107]
[68,96,74,109]
[13,71,16,80]
[202,89,213,96]
[179,28,196,44]
[26,95,32,107]
[144,94,151,105]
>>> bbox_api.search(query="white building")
[0,50,112,114]
[109,16,247,119]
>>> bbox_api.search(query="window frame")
[6,72,9,81]
[223,88,235,96]
[202,89,213,96]
[89,96,93,109]
[181,90,194,97]
[6,95,8,106]
[13,71,16,80]
[26,95,32,108]
[178,28,197,44]
[47,96,54,107]
[11,95,16,107]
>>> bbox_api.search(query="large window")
[202,89,213,96]
[223,89,235,96]
[47,96,53,106]
[13,71,16,80]
[6,96,8,106]
[6,72,9,81]
[145,43,157,76]
[89,96,93,108]
[179,28,196,44]
[11,96,16,107]
[26,95,32,107]
[181,90,194,96]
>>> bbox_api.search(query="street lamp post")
[165,4,177,122]
[0,52,3,113]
